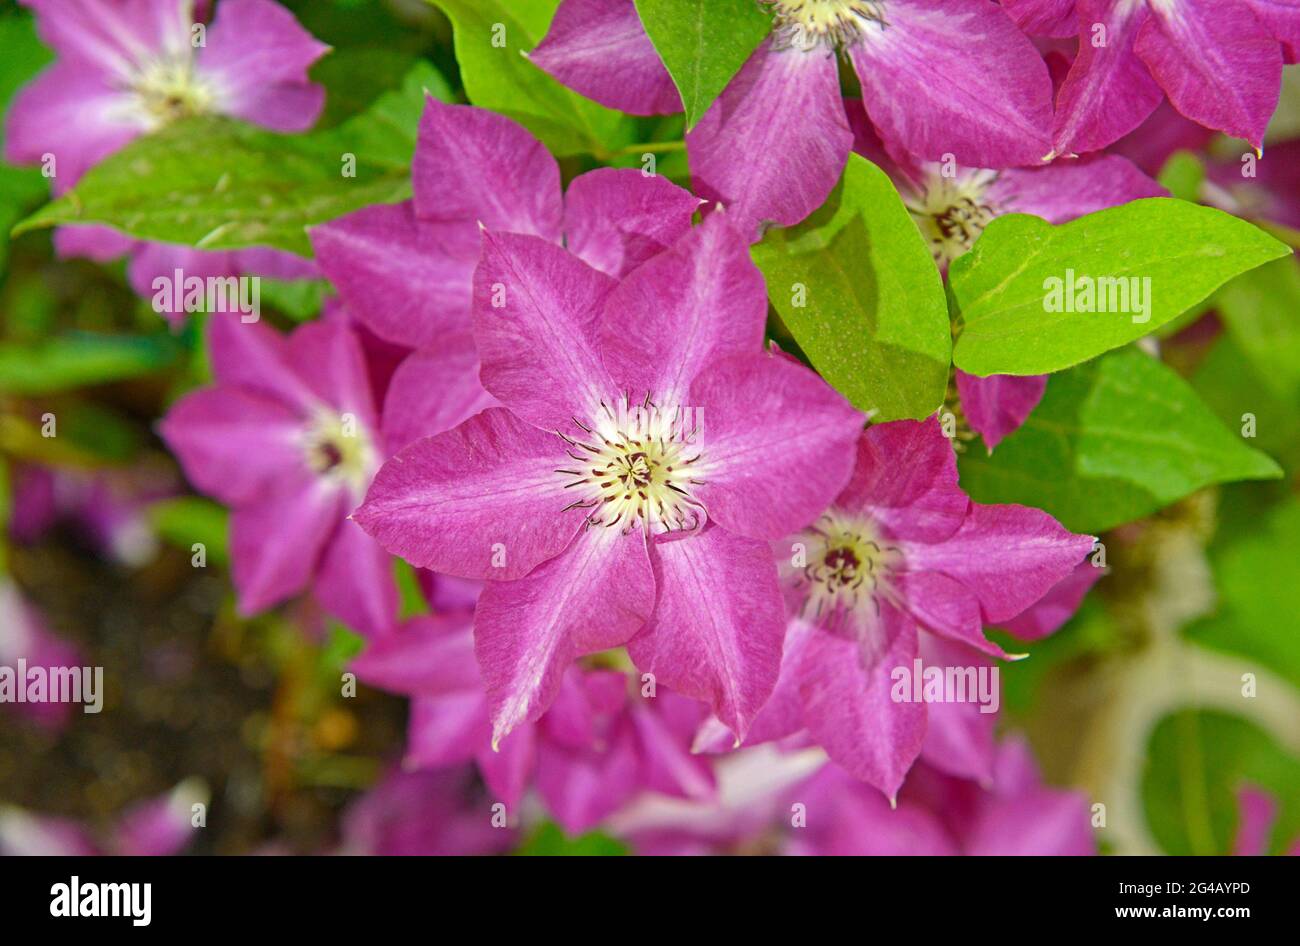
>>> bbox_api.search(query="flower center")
[131,57,215,128]
[908,169,1001,266]
[556,398,706,535]
[765,0,887,51]
[302,411,375,496]
[798,512,901,620]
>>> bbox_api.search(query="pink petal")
[686,41,852,238]
[1000,0,1079,37]
[962,785,1095,854]
[1245,0,1300,61]
[916,634,997,783]
[380,335,499,456]
[313,519,398,639]
[285,319,379,435]
[989,153,1166,223]
[158,386,305,506]
[1000,561,1103,641]
[797,602,925,799]
[350,614,481,696]
[1135,0,1281,152]
[632,691,716,800]
[355,408,576,581]
[563,167,701,278]
[127,243,239,324]
[954,370,1048,452]
[849,0,1054,167]
[24,0,190,73]
[406,694,490,769]
[598,213,766,407]
[475,725,537,810]
[528,0,681,115]
[690,351,863,541]
[206,314,317,413]
[52,224,135,262]
[836,419,968,544]
[413,97,562,239]
[535,716,642,834]
[197,0,329,132]
[230,475,347,615]
[1052,0,1163,155]
[718,616,819,749]
[896,569,1012,659]
[628,526,785,741]
[476,528,655,743]
[473,231,617,430]
[900,503,1096,623]
[3,63,140,186]
[309,201,478,349]
[111,781,204,856]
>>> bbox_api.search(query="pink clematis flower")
[311,95,702,351]
[159,313,493,637]
[1233,784,1300,856]
[4,0,328,318]
[1002,0,1300,155]
[848,105,1165,450]
[532,0,1056,237]
[744,418,1094,798]
[355,211,864,745]
[352,610,715,836]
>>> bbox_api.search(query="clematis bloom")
[750,418,1094,797]
[532,0,1056,237]
[4,0,328,317]
[355,212,864,745]
[159,313,492,637]
[1003,0,1300,155]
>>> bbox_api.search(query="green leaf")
[320,59,454,171]
[260,278,333,320]
[393,558,430,619]
[428,0,634,157]
[515,822,629,856]
[0,332,183,394]
[957,348,1282,533]
[12,116,410,257]
[634,0,770,129]
[1186,498,1300,689]
[950,199,1289,376]
[1156,150,1205,203]
[1213,255,1300,403]
[751,154,950,421]
[0,12,55,274]
[148,496,229,567]
[1191,333,1300,474]
[1143,710,1300,856]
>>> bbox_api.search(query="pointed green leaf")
[633,0,770,128]
[950,199,1289,376]
[751,154,951,421]
[958,348,1282,533]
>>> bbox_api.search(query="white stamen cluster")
[765,0,888,52]
[130,57,216,128]
[302,410,376,497]
[556,397,706,535]
[797,512,901,621]
[906,169,1002,266]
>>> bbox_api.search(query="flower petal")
[285,319,379,435]
[1052,0,1163,155]
[989,154,1166,224]
[349,614,482,696]
[849,0,1054,167]
[413,97,562,239]
[686,41,852,238]
[354,407,576,581]
[313,518,398,639]
[628,526,785,741]
[1135,0,1281,152]
[206,313,317,413]
[999,561,1103,641]
[836,419,969,544]
[689,351,863,541]
[476,527,655,743]
[900,502,1096,623]
[309,201,478,349]
[406,694,490,769]
[954,370,1048,452]
[916,633,997,783]
[158,386,305,506]
[23,0,190,74]
[380,334,499,456]
[598,213,766,407]
[473,230,617,430]
[797,602,925,799]
[1000,0,1079,37]
[896,569,1011,659]
[529,0,681,115]
[563,167,701,278]
[230,476,346,615]
[197,0,329,132]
